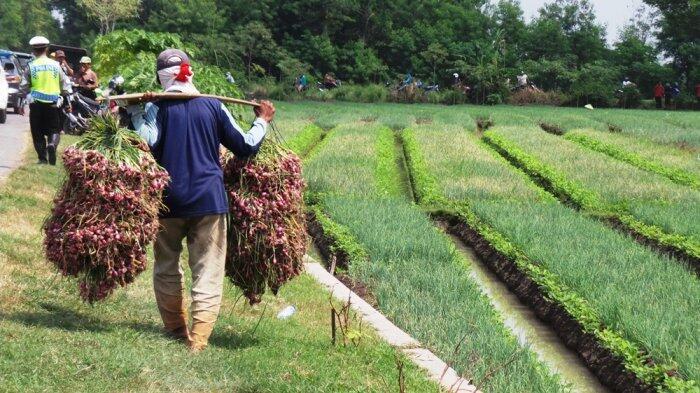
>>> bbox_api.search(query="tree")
[0,0,60,50]
[148,0,226,35]
[78,0,141,35]
[232,21,280,77]
[491,0,527,69]
[525,0,608,66]
[642,0,700,87]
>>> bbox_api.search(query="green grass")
[565,129,700,185]
[407,125,700,388]
[304,124,567,392]
[589,109,700,148]
[0,135,438,392]
[489,126,700,246]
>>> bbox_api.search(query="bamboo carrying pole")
[103,92,261,107]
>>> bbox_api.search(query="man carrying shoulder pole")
[20,36,72,165]
[128,49,275,352]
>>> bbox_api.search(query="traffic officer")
[20,36,72,165]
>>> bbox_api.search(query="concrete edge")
[304,260,480,393]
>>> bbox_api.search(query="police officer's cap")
[29,36,50,48]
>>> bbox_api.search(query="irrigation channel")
[392,131,609,392]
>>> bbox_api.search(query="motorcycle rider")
[74,56,99,100]
[20,36,72,165]
[55,50,74,77]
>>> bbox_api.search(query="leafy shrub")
[616,85,642,109]
[507,89,568,106]
[486,93,503,105]
[93,29,243,103]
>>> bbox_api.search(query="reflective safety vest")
[29,56,61,103]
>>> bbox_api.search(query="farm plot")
[485,127,700,263]
[405,125,700,389]
[588,109,700,148]
[304,124,567,392]
[0,130,440,392]
[564,129,700,188]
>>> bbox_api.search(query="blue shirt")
[130,97,267,218]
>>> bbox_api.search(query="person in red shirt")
[654,81,665,109]
[695,83,700,105]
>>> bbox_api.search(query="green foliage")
[40,0,698,104]
[484,129,700,262]
[404,123,698,390]
[617,85,642,109]
[373,127,403,198]
[304,121,567,392]
[92,29,243,103]
[284,123,325,157]
[307,204,370,265]
[399,129,446,207]
[0,0,59,50]
[569,61,620,107]
[0,132,440,392]
[564,132,700,189]
[93,29,187,78]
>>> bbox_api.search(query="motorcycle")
[62,75,126,135]
[416,81,439,94]
[62,90,103,135]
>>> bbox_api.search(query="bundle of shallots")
[223,140,307,304]
[44,114,169,302]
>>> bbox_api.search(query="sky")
[519,0,646,45]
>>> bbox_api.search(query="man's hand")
[254,100,275,123]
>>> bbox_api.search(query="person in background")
[653,81,665,109]
[19,36,72,165]
[622,76,632,88]
[298,74,308,92]
[452,72,461,87]
[517,71,528,88]
[225,71,235,84]
[55,51,74,77]
[695,82,700,105]
[323,72,338,89]
[664,83,673,109]
[671,82,681,100]
[127,48,276,352]
[398,72,413,91]
[74,56,99,100]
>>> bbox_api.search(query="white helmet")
[453,73,459,78]
[29,36,50,47]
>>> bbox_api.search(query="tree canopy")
[0,0,696,101]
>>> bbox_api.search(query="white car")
[0,66,8,124]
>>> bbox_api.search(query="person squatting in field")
[127,49,276,352]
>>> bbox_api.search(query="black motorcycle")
[62,75,127,135]
[62,90,102,135]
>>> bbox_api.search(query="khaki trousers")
[153,214,227,343]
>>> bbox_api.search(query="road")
[0,112,29,183]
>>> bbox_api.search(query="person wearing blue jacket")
[128,49,276,351]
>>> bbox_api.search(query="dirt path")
[0,112,29,183]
